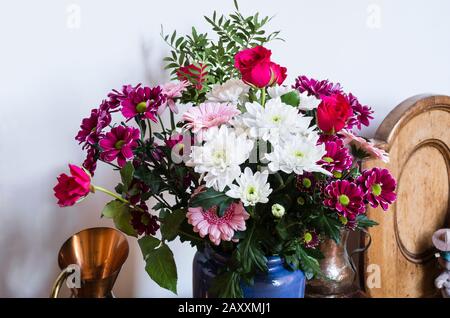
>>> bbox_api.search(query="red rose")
[53,164,92,207]
[317,93,353,134]
[234,46,287,88]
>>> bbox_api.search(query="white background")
[0,0,449,297]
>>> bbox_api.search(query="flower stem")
[170,112,176,131]
[260,88,266,106]
[93,185,145,212]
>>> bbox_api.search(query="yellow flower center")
[372,183,382,196]
[339,194,350,206]
[136,101,147,113]
[114,140,126,150]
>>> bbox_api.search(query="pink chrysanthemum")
[159,81,189,114]
[82,147,98,176]
[131,207,160,236]
[324,180,365,221]
[107,84,140,110]
[187,202,249,246]
[293,75,342,98]
[296,172,316,193]
[357,168,396,211]
[99,126,140,167]
[345,93,374,130]
[302,229,320,249]
[340,129,389,163]
[120,86,166,122]
[182,102,240,135]
[318,140,353,176]
[75,106,111,145]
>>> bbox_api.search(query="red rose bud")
[317,93,353,134]
[234,46,286,88]
[177,63,208,90]
[53,164,92,207]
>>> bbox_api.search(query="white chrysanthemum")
[267,85,294,99]
[188,126,254,191]
[265,133,330,175]
[243,98,313,145]
[298,92,321,111]
[226,167,272,206]
[230,113,252,138]
[206,79,250,104]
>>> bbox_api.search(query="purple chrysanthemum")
[120,85,166,122]
[293,75,342,98]
[324,180,365,221]
[296,172,316,193]
[99,126,140,167]
[75,106,111,145]
[318,140,353,176]
[107,84,141,110]
[82,146,98,176]
[303,229,320,249]
[131,206,160,236]
[357,168,396,211]
[345,93,374,130]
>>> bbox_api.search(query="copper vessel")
[306,230,368,298]
[50,227,129,298]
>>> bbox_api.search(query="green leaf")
[101,200,137,237]
[356,214,379,229]
[313,213,342,243]
[134,165,163,193]
[297,245,321,280]
[161,209,186,241]
[281,91,300,107]
[138,236,161,256]
[190,187,234,216]
[209,271,243,298]
[144,244,178,294]
[236,222,267,273]
[120,162,134,189]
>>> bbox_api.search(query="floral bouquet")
[54,2,396,297]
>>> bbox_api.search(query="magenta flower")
[120,86,166,122]
[318,140,353,176]
[82,147,98,176]
[293,75,342,98]
[324,180,365,220]
[302,230,320,249]
[187,202,249,246]
[107,84,141,110]
[159,81,188,114]
[182,102,240,136]
[99,126,140,167]
[75,106,111,145]
[345,93,374,130]
[357,168,396,211]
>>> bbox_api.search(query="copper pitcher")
[50,227,129,298]
[306,229,369,298]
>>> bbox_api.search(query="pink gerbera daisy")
[324,180,365,221]
[187,202,249,246]
[357,168,396,211]
[182,102,240,136]
[99,126,140,167]
[340,129,389,163]
[159,81,189,114]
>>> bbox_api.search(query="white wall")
[0,0,449,297]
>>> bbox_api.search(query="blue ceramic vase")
[192,247,305,298]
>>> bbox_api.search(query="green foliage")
[160,209,186,241]
[356,214,379,229]
[280,91,300,107]
[235,222,267,273]
[210,271,243,298]
[101,200,137,237]
[138,238,178,294]
[134,165,165,193]
[161,2,283,104]
[190,187,234,216]
[120,162,134,190]
[284,239,322,280]
[311,212,342,243]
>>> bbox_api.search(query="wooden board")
[362,95,450,298]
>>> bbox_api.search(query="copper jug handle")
[349,229,372,281]
[50,267,71,298]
